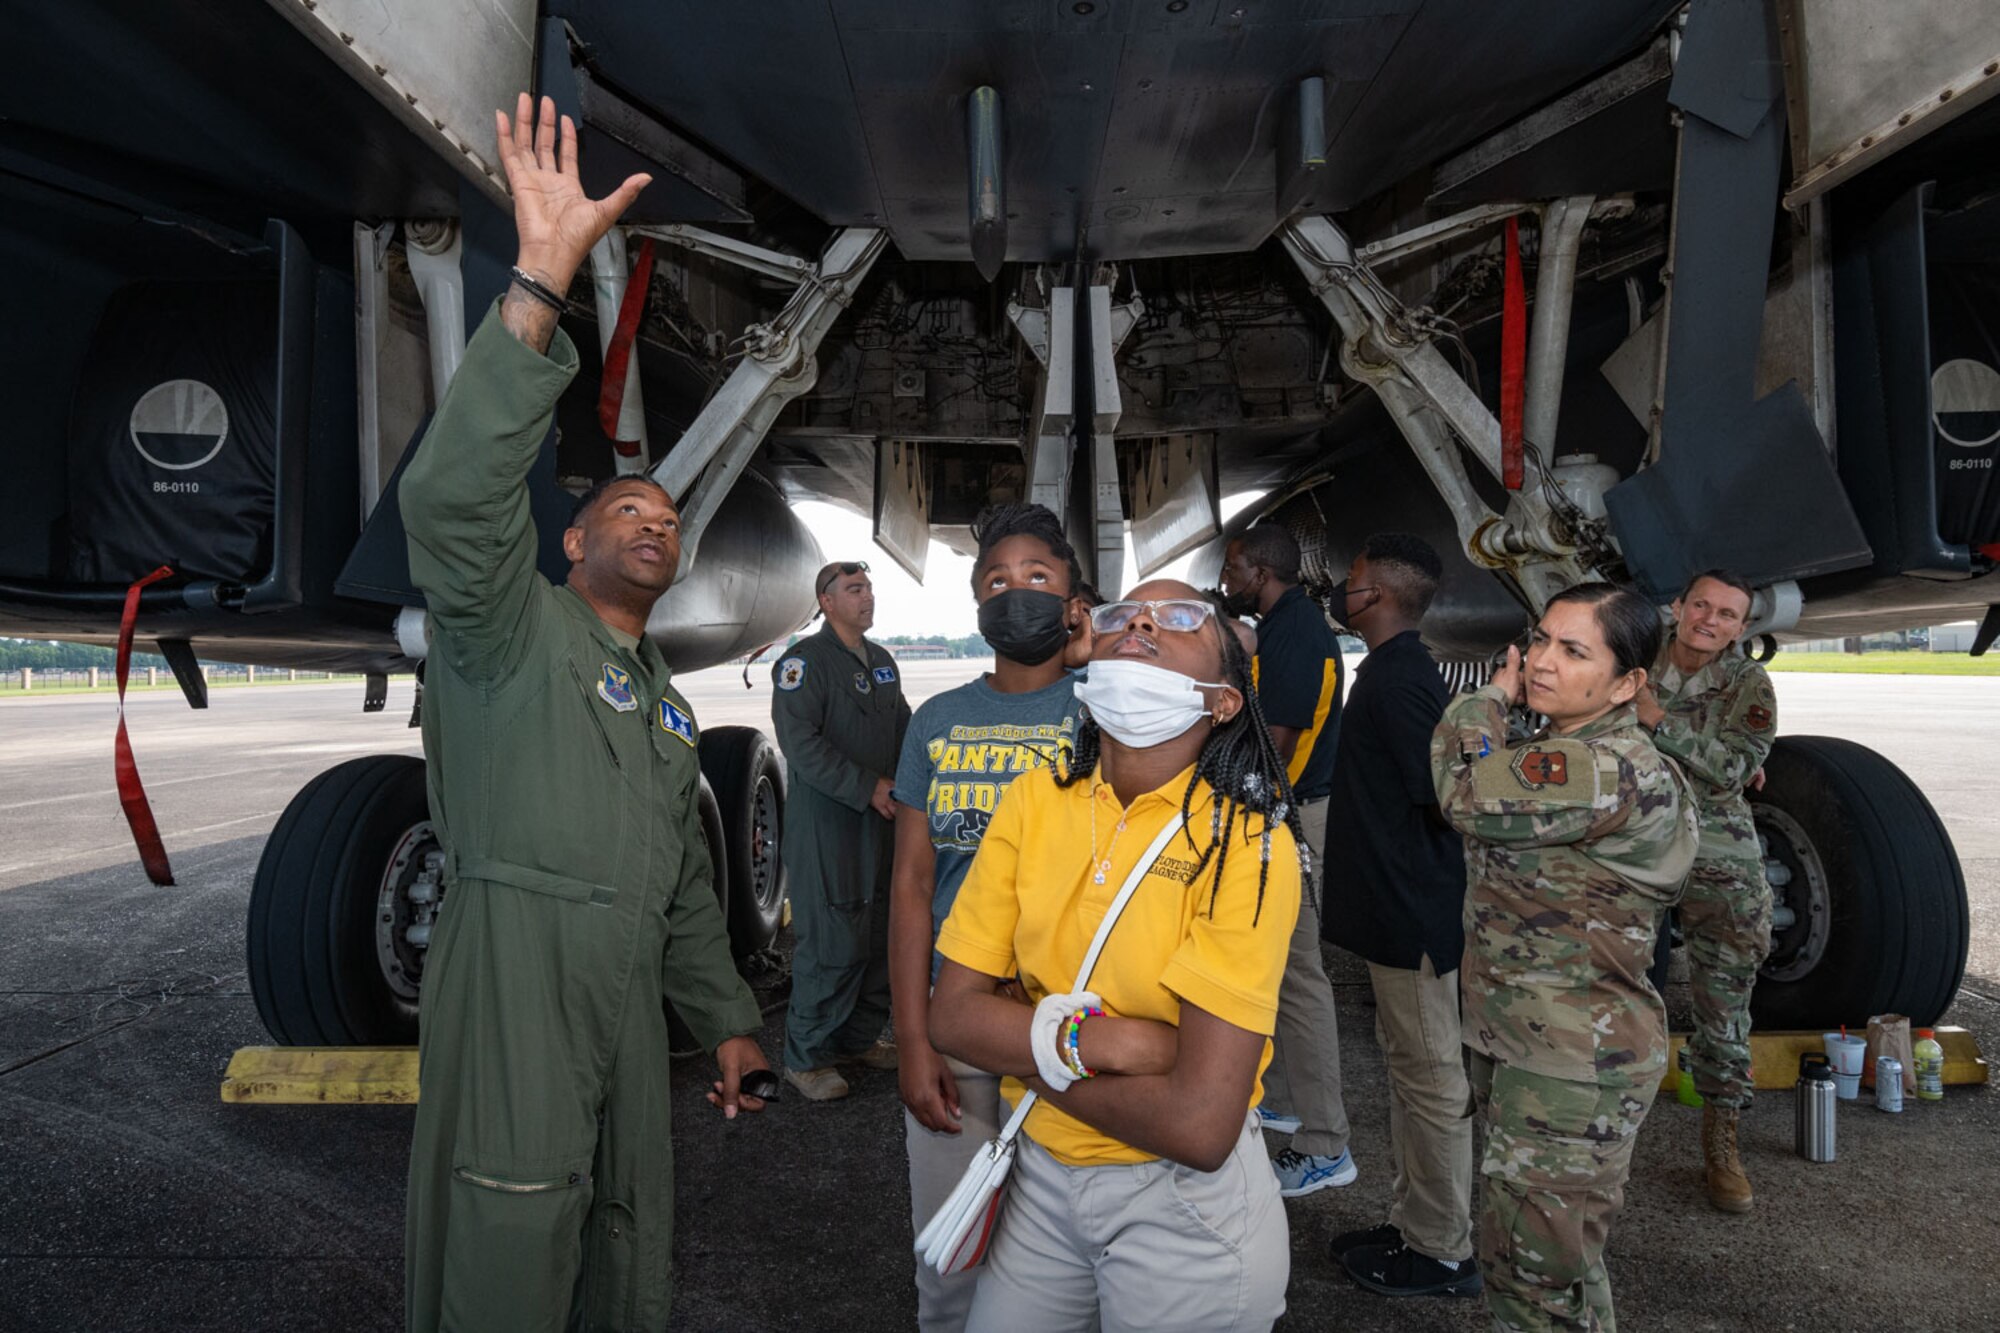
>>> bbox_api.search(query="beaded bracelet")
[1061,1006,1105,1082]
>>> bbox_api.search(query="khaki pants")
[905,1059,1005,1333]
[965,1114,1289,1333]
[1260,796,1350,1157]
[1366,957,1474,1262]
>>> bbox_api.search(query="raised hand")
[493,93,650,292]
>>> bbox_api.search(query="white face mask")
[1074,659,1227,749]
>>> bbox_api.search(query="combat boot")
[1702,1104,1753,1213]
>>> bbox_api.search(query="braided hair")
[1057,613,1307,925]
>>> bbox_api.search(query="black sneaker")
[1328,1222,1400,1257]
[1342,1242,1483,1298]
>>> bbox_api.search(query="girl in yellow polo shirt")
[930,579,1305,1333]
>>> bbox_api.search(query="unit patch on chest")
[597,663,638,713]
[777,657,807,691]
[872,665,897,685]
[658,699,697,747]
[853,671,873,694]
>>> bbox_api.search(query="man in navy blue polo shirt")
[1322,533,1477,1299]
[1221,522,1355,1198]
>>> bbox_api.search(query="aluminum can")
[1876,1057,1904,1113]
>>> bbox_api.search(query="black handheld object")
[740,1068,781,1102]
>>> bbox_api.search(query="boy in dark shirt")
[1322,533,1479,1299]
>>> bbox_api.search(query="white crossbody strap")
[992,813,1188,1143]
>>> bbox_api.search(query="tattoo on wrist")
[500,284,561,354]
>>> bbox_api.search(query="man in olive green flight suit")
[401,95,771,1333]
[772,561,910,1100]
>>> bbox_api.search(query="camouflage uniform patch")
[1650,647,1778,1108]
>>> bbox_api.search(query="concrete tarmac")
[1,664,1996,1330]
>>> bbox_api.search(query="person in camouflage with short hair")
[1433,584,1697,1332]
[1635,569,1777,1215]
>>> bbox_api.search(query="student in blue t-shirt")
[890,503,1090,1331]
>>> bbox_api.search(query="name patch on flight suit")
[598,663,638,713]
[777,657,807,691]
[872,665,897,685]
[853,671,872,694]
[658,699,696,746]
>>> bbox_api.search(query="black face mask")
[978,588,1071,666]
[1218,583,1259,618]
[1326,579,1356,631]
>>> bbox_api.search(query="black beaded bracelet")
[508,266,571,314]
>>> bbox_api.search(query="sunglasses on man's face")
[817,560,870,597]
[1088,599,1217,635]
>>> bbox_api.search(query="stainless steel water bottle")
[1796,1052,1836,1162]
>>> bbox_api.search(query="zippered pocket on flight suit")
[452,1166,592,1193]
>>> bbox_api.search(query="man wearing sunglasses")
[772,559,911,1100]
[1219,522,1357,1200]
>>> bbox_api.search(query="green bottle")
[1913,1028,1945,1102]
[1676,1044,1704,1107]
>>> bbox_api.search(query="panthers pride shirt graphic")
[924,719,1076,848]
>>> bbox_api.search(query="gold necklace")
[1089,784,1129,886]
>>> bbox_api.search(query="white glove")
[1029,990,1099,1092]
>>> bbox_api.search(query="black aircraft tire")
[248,755,428,1046]
[307,755,430,1046]
[697,726,788,956]
[1748,736,1968,1030]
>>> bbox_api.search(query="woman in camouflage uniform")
[1431,584,1697,1331]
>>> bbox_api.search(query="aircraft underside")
[1,0,1993,1038]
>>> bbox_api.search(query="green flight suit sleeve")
[1431,686,1631,847]
[660,777,763,1053]
[400,301,578,686]
[1651,661,1776,794]
[770,650,879,810]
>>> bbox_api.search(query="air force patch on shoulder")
[597,663,638,713]
[1511,747,1570,789]
[658,699,696,746]
[777,657,807,691]
[872,665,897,685]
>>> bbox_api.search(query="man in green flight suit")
[1635,569,1778,1215]
[400,95,771,1333]
[773,561,911,1100]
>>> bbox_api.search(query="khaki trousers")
[1260,796,1350,1157]
[964,1115,1289,1333]
[904,1058,1005,1333]
[1366,957,1475,1261]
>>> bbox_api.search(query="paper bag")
[1864,1013,1916,1092]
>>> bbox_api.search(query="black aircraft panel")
[557,0,1674,263]
[0,0,462,233]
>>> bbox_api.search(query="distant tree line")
[0,639,169,672]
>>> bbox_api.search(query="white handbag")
[913,814,1188,1275]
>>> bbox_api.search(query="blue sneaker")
[1257,1104,1302,1135]
[1273,1147,1358,1198]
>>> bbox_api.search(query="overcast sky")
[792,493,1264,641]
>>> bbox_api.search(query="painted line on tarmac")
[0,810,284,880]
[0,761,310,813]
